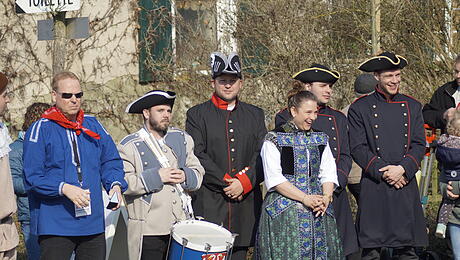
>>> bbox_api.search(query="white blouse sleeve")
[319,142,339,188]
[260,140,287,191]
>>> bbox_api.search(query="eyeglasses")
[57,92,84,99]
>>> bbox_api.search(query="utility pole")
[53,11,67,75]
[371,0,381,55]
[445,0,453,56]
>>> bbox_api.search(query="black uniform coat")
[348,89,428,248]
[422,80,457,130]
[275,106,359,256]
[186,96,267,247]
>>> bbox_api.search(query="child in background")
[436,110,460,260]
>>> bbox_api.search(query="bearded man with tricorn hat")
[348,52,428,259]
[118,90,204,260]
[186,52,267,260]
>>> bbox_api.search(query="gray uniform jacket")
[118,127,204,260]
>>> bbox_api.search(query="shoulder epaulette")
[119,132,141,146]
[351,93,370,104]
[400,93,421,104]
[327,106,347,117]
[168,127,184,132]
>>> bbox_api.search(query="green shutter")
[237,1,269,77]
[241,38,269,76]
[138,0,172,83]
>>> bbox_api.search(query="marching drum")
[168,220,235,260]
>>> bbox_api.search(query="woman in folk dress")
[256,90,343,260]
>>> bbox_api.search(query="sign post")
[15,0,81,14]
[53,11,67,75]
[15,0,87,75]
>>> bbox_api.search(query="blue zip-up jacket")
[23,115,127,236]
[436,142,460,182]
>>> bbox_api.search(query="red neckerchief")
[42,106,100,140]
[211,93,238,110]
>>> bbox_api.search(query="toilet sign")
[16,0,81,14]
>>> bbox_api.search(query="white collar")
[0,123,12,158]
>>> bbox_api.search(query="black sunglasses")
[57,92,84,99]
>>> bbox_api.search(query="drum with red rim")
[168,220,235,260]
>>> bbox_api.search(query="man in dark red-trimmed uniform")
[275,64,359,258]
[348,52,428,259]
[186,52,267,260]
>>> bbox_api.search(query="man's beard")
[149,119,169,134]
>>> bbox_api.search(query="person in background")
[423,54,460,131]
[9,102,50,260]
[435,111,460,250]
[342,73,377,203]
[23,71,127,260]
[0,72,19,260]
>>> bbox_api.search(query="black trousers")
[141,235,170,260]
[362,247,419,260]
[39,233,106,260]
[348,183,361,204]
[230,247,249,260]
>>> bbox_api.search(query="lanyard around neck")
[70,132,83,186]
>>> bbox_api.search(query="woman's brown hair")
[286,79,306,101]
[22,103,51,131]
[287,90,317,113]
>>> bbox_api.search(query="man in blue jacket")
[10,102,50,260]
[23,71,127,260]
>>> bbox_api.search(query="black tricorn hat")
[358,51,408,72]
[210,52,242,79]
[125,90,176,114]
[292,64,340,84]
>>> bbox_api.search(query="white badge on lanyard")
[75,189,92,217]
[70,132,91,217]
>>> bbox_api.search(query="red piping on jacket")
[225,110,232,231]
[407,154,420,168]
[318,113,347,179]
[211,93,235,231]
[365,156,378,173]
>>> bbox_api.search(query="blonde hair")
[52,71,79,91]
[446,110,460,137]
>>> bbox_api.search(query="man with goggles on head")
[186,52,267,260]
[23,71,128,260]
